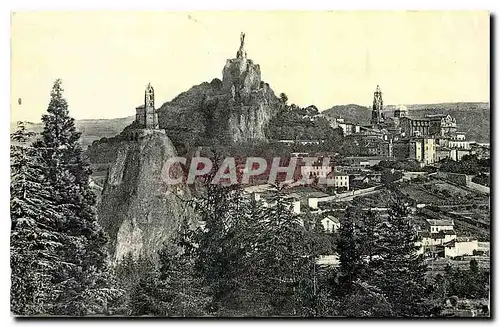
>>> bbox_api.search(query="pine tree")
[127,221,212,317]
[129,263,166,316]
[190,183,243,312]
[300,211,336,316]
[10,122,65,315]
[256,187,313,316]
[371,201,429,317]
[156,241,211,316]
[336,206,364,296]
[186,153,257,314]
[33,80,120,315]
[334,205,398,317]
[341,280,392,317]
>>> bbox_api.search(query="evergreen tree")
[341,280,393,317]
[127,220,211,317]
[334,206,392,317]
[10,122,65,315]
[189,181,246,313]
[185,153,262,315]
[129,264,166,316]
[300,212,336,316]
[256,187,313,316]
[335,206,364,296]
[442,260,489,299]
[371,201,429,317]
[32,80,120,315]
[156,241,211,316]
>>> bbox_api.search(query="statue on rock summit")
[236,32,247,59]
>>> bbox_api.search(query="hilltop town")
[11,29,491,318]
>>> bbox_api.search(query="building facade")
[394,137,436,165]
[400,117,431,138]
[333,172,350,190]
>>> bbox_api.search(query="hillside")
[399,102,490,142]
[323,102,490,142]
[322,104,372,125]
[10,116,134,150]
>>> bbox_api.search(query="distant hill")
[11,102,489,154]
[395,102,490,143]
[323,102,490,142]
[10,116,134,150]
[322,104,372,126]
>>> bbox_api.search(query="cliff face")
[97,131,192,260]
[158,35,279,148]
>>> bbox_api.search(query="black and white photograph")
[8,10,491,318]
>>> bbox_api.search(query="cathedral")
[135,83,158,129]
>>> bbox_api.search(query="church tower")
[371,85,384,127]
[135,83,158,129]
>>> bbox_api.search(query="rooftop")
[424,114,448,119]
[322,216,340,224]
[284,186,330,199]
[456,236,478,243]
[427,219,454,226]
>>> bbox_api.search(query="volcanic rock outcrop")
[97,131,191,260]
[158,32,280,148]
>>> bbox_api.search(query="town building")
[321,216,340,233]
[400,117,431,138]
[436,147,456,162]
[400,114,457,139]
[334,118,361,135]
[332,171,350,190]
[392,105,408,128]
[448,140,475,150]
[425,114,457,137]
[342,156,391,167]
[411,137,436,165]
[277,139,324,146]
[443,237,479,257]
[394,137,436,165]
[416,218,488,258]
[453,132,467,141]
[300,158,333,179]
[427,219,454,233]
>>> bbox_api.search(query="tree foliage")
[11,80,122,316]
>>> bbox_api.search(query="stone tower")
[135,83,158,129]
[371,85,384,127]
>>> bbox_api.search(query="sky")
[11,11,490,122]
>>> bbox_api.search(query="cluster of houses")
[235,183,489,266]
[195,86,490,269]
[243,184,340,229]
[416,218,490,258]
[332,109,490,166]
[290,86,490,166]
